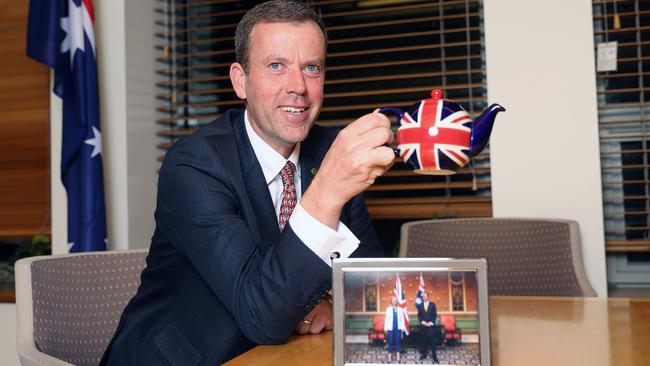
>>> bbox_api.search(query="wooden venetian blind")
[593,0,650,252]
[155,0,490,220]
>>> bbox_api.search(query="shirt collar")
[244,109,300,184]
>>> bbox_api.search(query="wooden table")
[225,296,650,366]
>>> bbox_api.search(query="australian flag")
[415,273,425,305]
[27,0,107,252]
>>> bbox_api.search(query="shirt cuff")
[289,202,360,267]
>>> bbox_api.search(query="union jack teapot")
[380,89,505,175]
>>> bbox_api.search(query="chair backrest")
[373,315,385,331]
[15,250,148,366]
[400,218,596,297]
[439,315,456,330]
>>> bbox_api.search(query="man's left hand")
[295,300,333,335]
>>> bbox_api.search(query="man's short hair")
[234,0,328,72]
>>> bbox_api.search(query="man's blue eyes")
[269,64,319,72]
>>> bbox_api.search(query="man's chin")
[284,132,310,145]
[282,121,313,138]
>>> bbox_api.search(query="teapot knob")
[431,89,443,100]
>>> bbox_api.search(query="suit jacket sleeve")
[345,190,384,258]
[304,124,383,259]
[432,303,437,323]
[154,136,331,345]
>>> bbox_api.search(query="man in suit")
[417,292,440,363]
[100,1,393,365]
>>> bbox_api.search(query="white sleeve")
[288,202,359,267]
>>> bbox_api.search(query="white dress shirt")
[244,111,359,266]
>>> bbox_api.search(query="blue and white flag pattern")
[27,0,107,252]
[415,273,426,305]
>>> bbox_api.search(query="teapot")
[380,89,505,175]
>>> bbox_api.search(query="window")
[593,0,650,251]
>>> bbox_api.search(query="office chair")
[400,218,596,297]
[15,250,148,366]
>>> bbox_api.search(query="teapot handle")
[377,107,403,157]
[378,107,404,126]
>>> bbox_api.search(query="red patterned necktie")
[278,161,297,231]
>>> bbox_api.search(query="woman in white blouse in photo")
[384,296,407,363]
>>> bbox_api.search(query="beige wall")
[484,0,607,296]
[94,0,129,251]
[51,78,66,254]
[1,304,19,366]
[124,0,158,249]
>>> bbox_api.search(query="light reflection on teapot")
[380,89,505,175]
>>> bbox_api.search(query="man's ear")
[230,62,247,100]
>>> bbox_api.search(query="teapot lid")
[426,88,465,115]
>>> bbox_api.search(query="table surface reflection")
[225,296,650,366]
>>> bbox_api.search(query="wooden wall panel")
[0,0,50,238]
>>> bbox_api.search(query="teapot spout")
[469,103,506,157]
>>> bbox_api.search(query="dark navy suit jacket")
[100,109,382,365]
[417,302,438,325]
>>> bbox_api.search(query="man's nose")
[285,68,307,95]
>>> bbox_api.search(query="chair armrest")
[15,257,73,366]
[18,348,74,366]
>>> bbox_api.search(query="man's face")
[422,293,429,302]
[230,21,325,157]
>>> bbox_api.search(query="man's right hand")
[301,110,395,228]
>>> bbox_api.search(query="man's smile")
[278,106,308,115]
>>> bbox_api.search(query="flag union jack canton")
[393,274,411,335]
[396,97,473,174]
[27,0,107,252]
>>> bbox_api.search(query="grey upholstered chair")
[15,250,148,366]
[400,218,596,297]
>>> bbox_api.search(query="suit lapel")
[299,142,318,195]
[231,115,280,251]
[227,115,330,250]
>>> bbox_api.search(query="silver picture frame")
[333,258,490,366]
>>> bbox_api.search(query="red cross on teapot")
[380,89,505,175]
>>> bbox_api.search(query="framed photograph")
[333,258,490,366]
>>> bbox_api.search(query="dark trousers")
[387,330,401,353]
[420,326,439,360]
